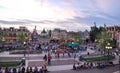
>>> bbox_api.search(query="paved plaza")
[0,47,120,73]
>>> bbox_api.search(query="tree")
[96,26,116,52]
[59,35,65,43]
[17,32,25,43]
[0,32,2,42]
[74,32,82,44]
[90,24,99,42]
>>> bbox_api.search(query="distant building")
[40,29,48,38]
[118,31,120,48]
[67,31,76,39]
[39,29,49,43]
[51,28,67,40]
[31,26,39,41]
[107,26,120,47]
[2,26,31,42]
[80,30,90,41]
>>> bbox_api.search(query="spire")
[32,25,38,37]
[94,22,96,27]
[35,26,36,30]
[41,28,46,33]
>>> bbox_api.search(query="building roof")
[41,29,47,33]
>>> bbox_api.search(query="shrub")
[80,55,115,62]
[0,61,21,67]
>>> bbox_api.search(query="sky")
[0,0,120,33]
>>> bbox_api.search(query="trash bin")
[21,58,26,66]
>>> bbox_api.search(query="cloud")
[93,0,114,12]
[0,0,78,22]
[0,0,120,32]
[0,20,29,24]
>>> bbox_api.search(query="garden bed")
[0,61,21,67]
[80,55,115,62]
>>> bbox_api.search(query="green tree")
[17,32,25,43]
[0,28,4,42]
[59,35,65,43]
[90,23,99,42]
[74,32,82,44]
[0,36,2,42]
[96,26,116,51]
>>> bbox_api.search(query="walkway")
[0,49,120,72]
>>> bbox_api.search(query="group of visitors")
[73,61,114,70]
[43,53,52,65]
[0,66,48,73]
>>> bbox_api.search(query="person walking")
[43,54,47,61]
[48,54,52,65]
[74,53,76,60]
[57,51,60,59]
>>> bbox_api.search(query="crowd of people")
[0,65,48,73]
[73,61,114,70]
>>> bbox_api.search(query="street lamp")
[105,43,112,62]
[24,41,26,57]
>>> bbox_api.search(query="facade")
[51,28,67,40]
[118,31,120,48]
[39,29,49,43]
[80,30,90,40]
[40,29,48,38]
[31,26,39,42]
[2,26,31,42]
[106,26,120,47]
[67,31,76,39]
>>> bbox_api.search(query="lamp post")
[24,41,26,57]
[105,43,112,62]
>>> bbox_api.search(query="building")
[51,28,67,40]
[67,31,76,40]
[118,31,120,48]
[106,26,120,47]
[40,29,48,38]
[80,30,90,41]
[39,29,49,43]
[2,26,31,42]
[31,26,39,42]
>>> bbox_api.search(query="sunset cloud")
[0,0,119,33]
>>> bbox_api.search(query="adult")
[57,51,60,58]
[0,66,3,73]
[13,68,17,73]
[4,67,8,73]
[30,67,33,73]
[43,54,47,61]
[21,67,25,73]
[43,65,47,73]
[73,63,76,70]
[26,67,30,73]
[39,68,43,73]
[48,54,52,65]
[34,66,38,73]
